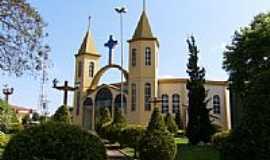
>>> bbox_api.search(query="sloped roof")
[132,11,155,39]
[78,31,99,56]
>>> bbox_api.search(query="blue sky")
[1,0,270,114]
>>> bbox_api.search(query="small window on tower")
[77,61,82,78]
[131,83,136,111]
[89,62,94,77]
[213,95,221,114]
[145,47,151,66]
[132,48,136,66]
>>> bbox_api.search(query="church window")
[77,61,82,78]
[76,91,81,115]
[131,83,136,111]
[213,95,221,114]
[162,94,169,113]
[145,47,151,66]
[144,83,151,111]
[132,48,136,66]
[89,62,94,77]
[172,94,180,113]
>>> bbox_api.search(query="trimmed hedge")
[2,122,107,160]
[211,131,230,149]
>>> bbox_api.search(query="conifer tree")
[165,113,178,134]
[185,36,215,144]
[113,109,127,128]
[96,107,111,131]
[147,107,166,132]
[52,105,71,124]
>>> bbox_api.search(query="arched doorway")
[114,94,127,113]
[95,88,113,116]
[82,97,93,130]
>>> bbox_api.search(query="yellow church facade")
[72,9,231,130]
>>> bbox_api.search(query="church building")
[72,7,231,130]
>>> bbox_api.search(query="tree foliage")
[0,0,49,76]
[0,99,18,133]
[52,105,71,124]
[165,113,178,134]
[96,107,111,133]
[223,12,270,125]
[185,36,215,144]
[221,71,270,160]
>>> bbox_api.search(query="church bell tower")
[73,23,101,125]
[127,7,159,125]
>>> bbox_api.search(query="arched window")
[131,83,136,111]
[172,94,180,113]
[89,62,94,77]
[144,83,151,111]
[145,47,151,66]
[77,61,82,78]
[213,95,221,114]
[132,48,136,66]
[162,94,169,113]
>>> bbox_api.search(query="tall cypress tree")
[185,36,215,144]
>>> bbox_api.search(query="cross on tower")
[104,35,118,65]
[87,16,91,31]
[52,79,78,106]
[2,85,14,104]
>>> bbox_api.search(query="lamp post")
[115,6,127,113]
[2,85,14,104]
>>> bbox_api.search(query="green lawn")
[175,137,220,160]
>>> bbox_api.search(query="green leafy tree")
[31,112,40,122]
[185,36,215,144]
[165,113,178,134]
[221,71,270,160]
[147,107,166,132]
[96,107,111,133]
[0,99,18,133]
[52,105,71,124]
[0,0,49,76]
[113,109,127,128]
[22,114,31,125]
[175,111,183,129]
[223,12,270,127]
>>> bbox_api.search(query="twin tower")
[73,10,160,126]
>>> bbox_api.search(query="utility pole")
[2,85,14,104]
[115,6,127,113]
[52,79,78,106]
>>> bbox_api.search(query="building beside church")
[72,8,231,130]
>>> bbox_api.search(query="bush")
[96,107,111,133]
[52,105,71,124]
[165,113,178,134]
[147,107,166,132]
[211,131,230,149]
[139,130,176,160]
[139,107,176,160]
[119,125,145,158]
[0,133,10,149]
[0,99,18,133]
[2,122,107,160]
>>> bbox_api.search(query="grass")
[175,137,220,160]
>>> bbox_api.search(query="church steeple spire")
[77,17,99,56]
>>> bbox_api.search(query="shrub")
[119,125,145,158]
[139,107,176,160]
[211,131,230,149]
[139,130,176,160]
[2,122,107,160]
[147,107,166,132]
[165,113,178,134]
[0,99,18,133]
[113,109,127,128]
[52,105,71,124]
[96,107,111,133]
[0,133,10,149]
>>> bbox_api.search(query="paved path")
[106,143,132,160]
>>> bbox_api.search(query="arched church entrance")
[114,94,127,113]
[82,97,93,130]
[95,88,113,116]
